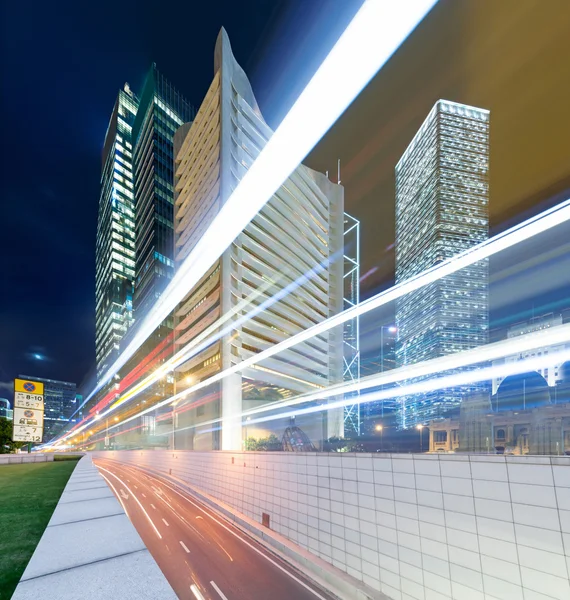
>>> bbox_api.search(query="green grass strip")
[0,460,79,599]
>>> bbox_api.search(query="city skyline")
[3,5,570,600]
[3,2,570,387]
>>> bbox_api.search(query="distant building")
[0,398,13,421]
[96,84,139,380]
[19,376,77,442]
[429,366,570,455]
[395,100,490,428]
[172,29,345,451]
[492,312,570,393]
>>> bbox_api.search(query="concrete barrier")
[0,454,54,464]
[11,454,176,600]
[95,450,570,600]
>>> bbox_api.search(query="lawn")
[0,459,80,600]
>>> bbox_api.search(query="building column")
[221,372,243,450]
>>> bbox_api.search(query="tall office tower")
[395,100,490,428]
[172,29,345,451]
[132,65,195,320]
[19,375,78,441]
[96,84,139,379]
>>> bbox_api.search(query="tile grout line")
[504,458,526,599]
[550,458,570,584]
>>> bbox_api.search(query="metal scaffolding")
[343,213,361,436]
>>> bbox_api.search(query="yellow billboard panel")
[14,378,44,395]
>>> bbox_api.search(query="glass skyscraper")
[96,84,139,379]
[132,65,195,320]
[395,100,490,428]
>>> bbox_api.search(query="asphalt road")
[93,457,336,600]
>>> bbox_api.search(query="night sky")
[1,0,570,393]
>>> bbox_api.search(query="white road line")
[97,465,162,540]
[146,471,329,600]
[99,472,129,518]
[134,485,138,489]
[142,493,146,498]
[162,518,170,527]
[180,541,191,553]
[211,581,229,600]
[190,584,205,600]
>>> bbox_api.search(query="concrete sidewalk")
[11,455,176,600]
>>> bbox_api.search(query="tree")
[0,418,25,454]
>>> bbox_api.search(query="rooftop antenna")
[337,159,341,185]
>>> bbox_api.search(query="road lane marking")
[151,504,156,510]
[190,584,206,600]
[142,493,146,498]
[97,465,162,540]
[162,518,170,527]
[146,472,329,600]
[99,472,129,517]
[211,581,229,600]
[180,541,191,553]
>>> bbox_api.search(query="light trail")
[62,198,570,443]
[194,347,570,435]
[85,0,439,405]
[165,325,570,436]
[108,250,338,413]
[87,321,570,445]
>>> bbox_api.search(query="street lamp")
[380,325,398,373]
[375,424,384,451]
[416,424,424,453]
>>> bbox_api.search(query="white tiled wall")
[99,451,570,600]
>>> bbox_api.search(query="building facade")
[171,29,345,451]
[95,84,139,379]
[19,375,78,442]
[395,100,490,428]
[0,398,13,421]
[429,368,570,455]
[492,312,570,393]
[132,64,195,320]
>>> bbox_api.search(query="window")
[434,431,447,443]
[496,428,506,440]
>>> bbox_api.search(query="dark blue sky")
[0,0,362,389]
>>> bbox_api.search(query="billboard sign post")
[13,379,45,444]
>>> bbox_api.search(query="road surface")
[93,457,336,600]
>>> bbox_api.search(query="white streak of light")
[52,197,570,447]
[97,465,162,539]
[172,327,570,435]
[234,348,570,430]
[88,0,438,404]
[98,296,570,436]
